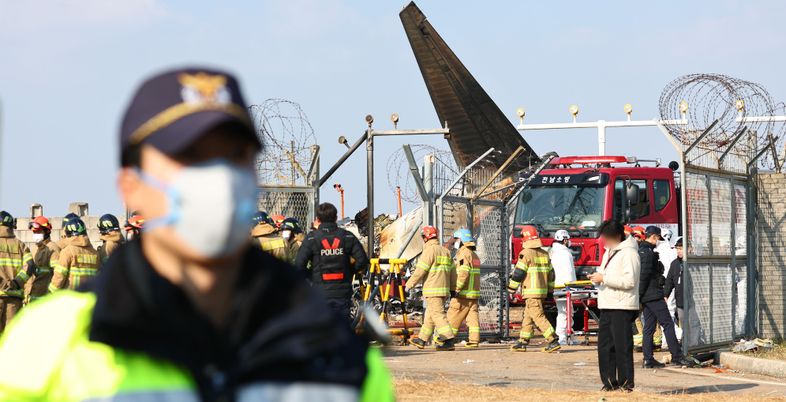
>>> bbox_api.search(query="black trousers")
[598,309,637,390]
[642,299,682,362]
[326,297,351,322]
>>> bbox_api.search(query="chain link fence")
[683,169,753,353]
[258,186,316,228]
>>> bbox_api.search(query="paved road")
[383,342,786,396]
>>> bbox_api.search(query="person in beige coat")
[589,220,640,392]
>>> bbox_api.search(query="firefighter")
[48,217,100,292]
[0,211,33,331]
[447,228,481,348]
[407,225,457,351]
[97,214,124,263]
[56,212,80,249]
[251,211,290,260]
[294,203,368,319]
[0,67,392,400]
[281,217,304,263]
[632,226,646,242]
[25,216,60,303]
[508,225,560,353]
[551,229,576,345]
[124,214,144,240]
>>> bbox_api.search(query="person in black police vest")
[295,202,369,320]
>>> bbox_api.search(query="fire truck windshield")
[515,185,605,231]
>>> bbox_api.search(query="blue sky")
[1,0,784,218]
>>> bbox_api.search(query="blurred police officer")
[295,202,369,320]
[0,67,391,401]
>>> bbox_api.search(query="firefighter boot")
[510,340,528,352]
[409,338,427,349]
[543,339,561,353]
[465,341,479,348]
[436,338,455,351]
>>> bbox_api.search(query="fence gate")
[679,138,758,355]
[258,185,316,228]
[433,150,553,339]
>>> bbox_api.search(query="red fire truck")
[511,155,680,278]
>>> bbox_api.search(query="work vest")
[0,292,392,401]
[509,247,554,299]
[309,223,356,299]
[454,245,481,299]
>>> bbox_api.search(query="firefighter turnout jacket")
[508,240,554,299]
[49,235,100,292]
[0,240,393,401]
[0,226,33,298]
[26,238,60,302]
[294,222,369,299]
[97,231,124,263]
[409,238,456,297]
[251,223,290,261]
[454,245,481,299]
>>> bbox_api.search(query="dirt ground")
[383,340,786,401]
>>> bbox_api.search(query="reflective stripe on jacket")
[454,246,481,299]
[0,227,32,298]
[409,239,456,297]
[0,291,393,401]
[251,223,290,261]
[508,247,554,299]
[49,236,100,292]
[26,239,60,301]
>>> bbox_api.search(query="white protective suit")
[550,241,576,343]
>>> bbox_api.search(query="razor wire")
[250,99,318,185]
[659,74,785,170]
[385,145,458,206]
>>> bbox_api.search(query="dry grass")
[394,378,786,402]
[751,343,786,362]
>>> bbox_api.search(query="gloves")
[450,290,457,298]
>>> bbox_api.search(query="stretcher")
[553,280,599,345]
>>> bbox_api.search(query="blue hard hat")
[64,217,87,237]
[98,214,120,234]
[253,211,273,226]
[453,228,473,244]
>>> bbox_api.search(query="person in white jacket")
[589,221,641,392]
[550,230,577,345]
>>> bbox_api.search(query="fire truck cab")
[512,155,679,278]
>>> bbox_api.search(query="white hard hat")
[554,229,570,242]
[661,228,673,241]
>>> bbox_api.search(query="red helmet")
[271,214,286,228]
[421,225,438,240]
[632,226,646,240]
[125,215,145,231]
[29,216,52,233]
[519,225,539,242]
[624,225,633,236]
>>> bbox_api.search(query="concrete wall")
[9,202,125,254]
[757,172,786,339]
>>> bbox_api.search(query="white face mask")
[138,159,257,259]
[454,241,461,250]
[32,233,44,243]
[282,230,292,240]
